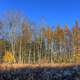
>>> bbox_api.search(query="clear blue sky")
[0,0,80,29]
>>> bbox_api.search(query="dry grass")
[0,63,80,70]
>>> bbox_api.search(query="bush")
[3,51,16,63]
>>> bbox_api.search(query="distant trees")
[0,11,80,64]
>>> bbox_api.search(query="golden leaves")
[3,51,15,63]
[72,27,78,33]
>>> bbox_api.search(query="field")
[0,63,80,80]
[0,63,79,70]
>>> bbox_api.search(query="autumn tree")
[21,20,32,63]
[5,12,16,52]
[46,26,53,63]
[3,11,23,63]
[3,51,15,63]
[72,19,80,62]
[39,27,46,63]
[64,24,74,63]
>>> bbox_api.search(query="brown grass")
[0,63,80,70]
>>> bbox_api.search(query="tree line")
[0,12,80,64]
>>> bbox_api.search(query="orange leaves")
[55,25,64,41]
[46,27,53,43]
[56,24,62,33]
[72,19,79,33]
[22,22,29,35]
[22,22,32,43]
[47,27,52,39]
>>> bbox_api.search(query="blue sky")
[0,0,80,29]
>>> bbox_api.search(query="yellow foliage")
[72,27,78,33]
[3,51,16,63]
[75,53,80,62]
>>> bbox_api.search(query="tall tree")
[55,24,64,63]
[46,26,53,63]
[4,12,21,63]
[64,24,73,62]
[22,20,32,63]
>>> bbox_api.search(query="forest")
[0,12,80,64]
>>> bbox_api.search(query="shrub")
[3,51,16,63]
